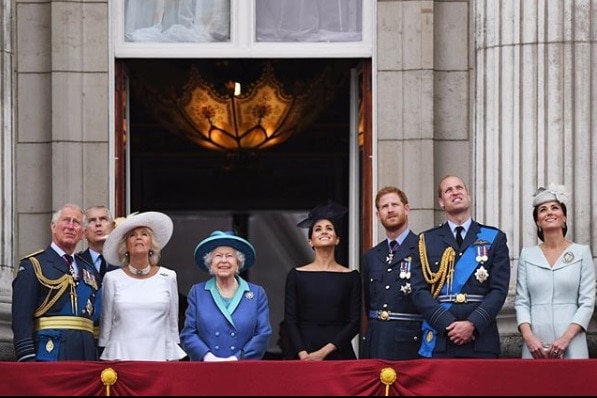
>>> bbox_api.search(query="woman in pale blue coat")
[515,184,595,359]
[180,231,272,361]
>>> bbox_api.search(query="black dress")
[283,268,362,360]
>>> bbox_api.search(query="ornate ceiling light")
[130,60,350,153]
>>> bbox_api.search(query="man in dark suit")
[411,175,510,358]
[361,186,423,360]
[79,205,119,341]
[12,203,100,361]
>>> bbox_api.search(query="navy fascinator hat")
[297,200,348,229]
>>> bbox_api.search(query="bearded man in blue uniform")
[12,203,100,361]
[411,175,510,358]
[362,186,423,360]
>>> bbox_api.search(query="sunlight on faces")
[537,201,566,230]
[309,219,340,248]
[210,246,240,278]
[438,176,471,213]
[125,227,152,256]
[85,208,114,243]
[52,209,85,250]
[377,193,409,231]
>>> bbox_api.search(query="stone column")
[0,0,15,359]
[475,0,597,356]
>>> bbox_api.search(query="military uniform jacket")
[362,231,422,360]
[79,248,119,330]
[411,221,510,358]
[11,246,101,361]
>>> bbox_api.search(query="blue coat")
[361,230,422,360]
[11,246,100,361]
[411,221,510,358]
[180,277,272,360]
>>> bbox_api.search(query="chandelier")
[130,60,349,153]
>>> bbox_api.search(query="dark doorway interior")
[123,58,356,356]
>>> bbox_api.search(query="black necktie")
[455,226,464,247]
[99,254,107,277]
[64,254,77,280]
[389,240,398,253]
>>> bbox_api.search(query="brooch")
[474,266,489,283]
[244,291,254,300]
[400,283,412,294]
[563,251,575,263]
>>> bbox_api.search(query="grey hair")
[51,204,86,226]
[83,205,114,229]
[203,249,246,275]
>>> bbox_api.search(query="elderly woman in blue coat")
[180,231,272,361]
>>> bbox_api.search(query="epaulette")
[75,253,94,268]
[20,249,44,261]
[478,223,500,231]
[421,223,445,234]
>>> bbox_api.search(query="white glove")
[203,352,219,362]
[204,352,238,362]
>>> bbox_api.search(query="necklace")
[128,264,151,276]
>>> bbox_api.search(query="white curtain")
[125,0,231,42]
[256,0,361,42]
[124,0,361,43]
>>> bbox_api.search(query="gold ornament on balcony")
[130,60,350,153]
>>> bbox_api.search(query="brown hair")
[375,186,409,209]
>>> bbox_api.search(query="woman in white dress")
[515,184,595,359]
[99,211,187,361]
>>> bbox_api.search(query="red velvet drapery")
[2,359,595,396]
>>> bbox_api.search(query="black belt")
[368,310,423,321]
[437,294,485,304]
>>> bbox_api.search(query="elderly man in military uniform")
[411,176,510,358]
[361,186,423,360]
[12,203,100,361]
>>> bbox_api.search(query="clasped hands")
[446,320,476,345]
[203,352,238,362]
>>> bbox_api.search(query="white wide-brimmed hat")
[103,211,173,265]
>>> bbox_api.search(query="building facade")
[0,0,596,360]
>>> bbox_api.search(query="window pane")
[124,0,230,43]
[256,0,362,42]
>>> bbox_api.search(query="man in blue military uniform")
[79,205,119,342]
[12,203,100,361]
[361,186,423,360]
[411,175,510,358]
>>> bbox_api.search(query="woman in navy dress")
[283,201,361,360]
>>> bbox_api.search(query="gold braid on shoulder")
[418,233,456,298]
[29,257,76,317]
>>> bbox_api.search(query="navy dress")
[283,268,361,360]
